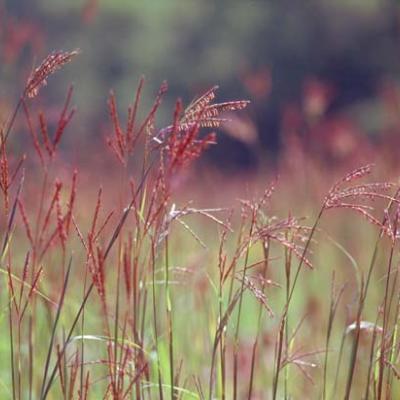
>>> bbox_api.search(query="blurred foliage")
[2,0,400,168]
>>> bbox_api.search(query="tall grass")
[1,50,400,399]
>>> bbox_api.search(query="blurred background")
[2,0,400,173]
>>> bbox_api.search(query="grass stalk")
[272,207,324,400]
[39,256,73,399]
[233,219,255,400]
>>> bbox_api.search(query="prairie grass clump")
[1,49,400,400]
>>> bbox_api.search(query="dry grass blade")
[345,320,383,335]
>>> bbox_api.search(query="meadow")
[1,49,400,400]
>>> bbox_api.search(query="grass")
[1,49,400,399]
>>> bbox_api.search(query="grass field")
[1,50,400,400]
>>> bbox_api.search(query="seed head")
[25,49,80,98]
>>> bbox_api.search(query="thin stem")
[2,97,23,146]
[233,219,255,400]
[273,207,324,400]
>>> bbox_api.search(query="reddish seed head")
[25,49,80,98]
[323,164,399,238]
